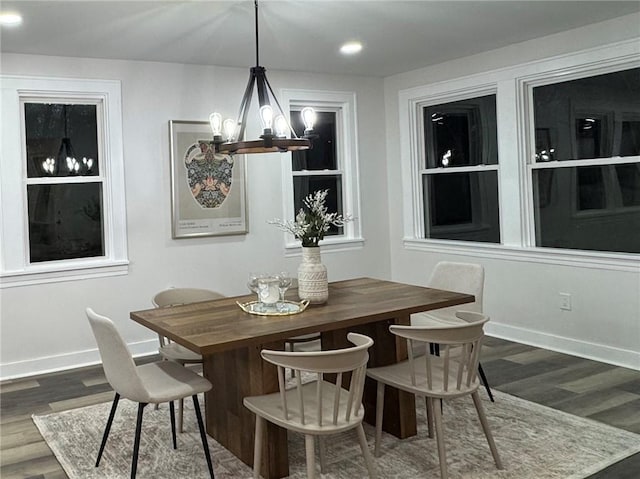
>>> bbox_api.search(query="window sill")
[1,259,129,288]
[284,237,365,257]
[403,238,638,272]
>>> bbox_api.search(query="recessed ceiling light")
[340,41,363,55]
[0,12,22,26]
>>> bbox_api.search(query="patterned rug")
[33,390,640,479]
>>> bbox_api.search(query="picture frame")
[169,120,247,238]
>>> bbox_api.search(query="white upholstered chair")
[152,287,224,431]
[86,308,215,479]
[366,312,503,479]
[412,261,494,401]
[243,333,377,479]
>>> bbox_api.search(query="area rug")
[33,390,640,479]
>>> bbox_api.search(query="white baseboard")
[486,322,640,371]
[0,339,159,381]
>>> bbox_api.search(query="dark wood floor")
[1,337,639,478]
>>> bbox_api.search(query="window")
[399,39,638,269]
[421,94,500,243]
[0,76,127,286]
[530,67,640,254]
[280,90,362,251]
[290,109,344,236]
[24,101,104,263]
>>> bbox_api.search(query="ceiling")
[1,1,639,77]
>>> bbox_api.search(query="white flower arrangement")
[269,190,351,247]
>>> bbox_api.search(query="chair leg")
[471,391,503,469]
[178,398,185,433]
[432,398,448,479]
[305,434,316,479]
[318,436,327,474]
[253,416,264,479]
[131,402,147,479]
[425,397,434,439]
[374,381,385,457]
[169,401,177,449]
[96,392,120,467]
[477,363,495,402]
[356,424,378,478]
[193,395,215,479]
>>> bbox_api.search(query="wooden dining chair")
[366,311,503,479]
[243,332,377,479]
[152,287,224,431]
[412,261,495,401]
[86,308,215,479]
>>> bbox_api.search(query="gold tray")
[236,300,310,316]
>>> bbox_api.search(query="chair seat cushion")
[244,380,364,435]
[136,361,211,403]
[159,342,202,363]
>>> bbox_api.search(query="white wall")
[384,14,640,370]
[0,55,390,379]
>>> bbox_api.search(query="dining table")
[130,277,474,479]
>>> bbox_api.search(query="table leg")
[203,341,289,479]
[321,315,417,439]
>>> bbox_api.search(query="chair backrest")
[86,308,148,402]
[152,288,225,347]
[152,288,225,308]
[428,261,484,314]
[260,332,374,427]
[390,311,489,398]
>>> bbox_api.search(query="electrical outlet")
[559,292,572,311]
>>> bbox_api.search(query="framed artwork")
[169,120,247,238]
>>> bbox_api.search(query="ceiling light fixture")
[0,12,22,26]
[210,0,315,155]
[340,41,363,55]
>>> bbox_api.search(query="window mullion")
[530,156,640,169]
[292,169,343,177]
[421,165,499,175]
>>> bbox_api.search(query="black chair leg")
[193,395,215,479]
[478,363,495,402]
[169,401,177,449]
[96,392,120,467]
[131,402,147,479]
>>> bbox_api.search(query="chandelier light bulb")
[274,115,288,138]
[260,105,273,134]
[42,157,55,174]
[301,107,316,133]
[223,118,237,142]
[209,112,223,137]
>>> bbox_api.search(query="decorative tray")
[236,300,310,316]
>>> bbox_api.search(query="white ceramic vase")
[297,246,328,304]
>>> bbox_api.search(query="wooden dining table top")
[130,277,474,356]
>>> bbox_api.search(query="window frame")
[279,89,363,254]
[399,39,639,272]
[0,75,128,287]
[406,84,502,241]
[419,90,501,241]
[522,60,640,251]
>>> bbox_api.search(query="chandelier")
[42,104,94,175]
[209,0,316,155]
